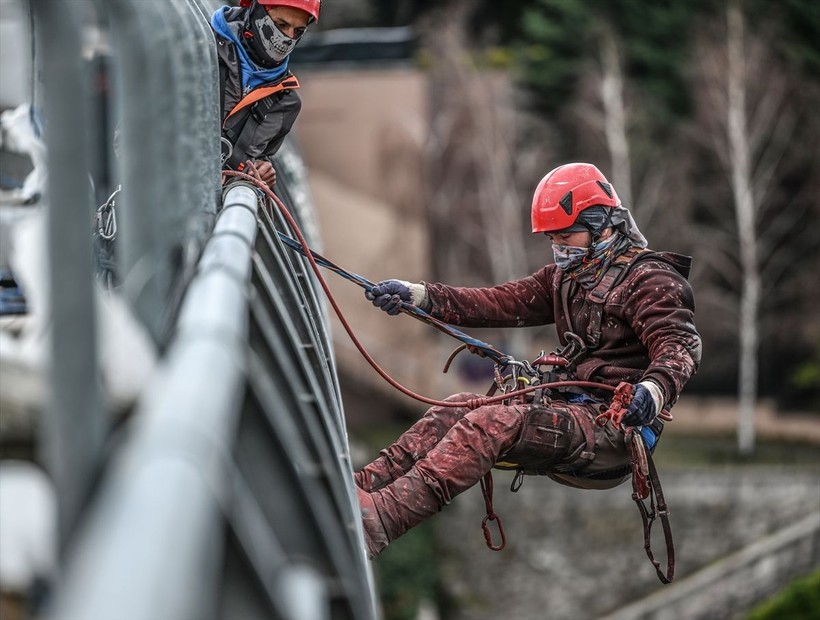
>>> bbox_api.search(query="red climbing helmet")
[240,0,321,23]
[531,163,620,233]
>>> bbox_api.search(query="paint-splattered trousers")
[355,392,632,557]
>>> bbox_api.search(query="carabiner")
[482,513,507,551]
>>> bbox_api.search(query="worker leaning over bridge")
[355,162,703,558]
[210,0,320,186]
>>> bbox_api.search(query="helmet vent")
[597,181,613,198]
[559,191,573,215]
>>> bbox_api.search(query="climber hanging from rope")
[224,162,701,583]
[353,163,701,582]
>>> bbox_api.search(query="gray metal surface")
[107,0,219,345]
[51,183,257,620]
[29,0,104,551]
[22,0,376,617]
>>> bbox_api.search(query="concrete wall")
[0,0,32,110]
[432,468,820,620]
[296,67,428,218]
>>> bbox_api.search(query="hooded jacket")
[213,6,302,169]
[425,251,702,408]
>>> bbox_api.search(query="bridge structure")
[0,1,377,618]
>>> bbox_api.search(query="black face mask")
[242,3,282,69]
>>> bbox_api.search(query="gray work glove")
[366,279,428,316]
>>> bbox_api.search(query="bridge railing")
[18,0,375,617]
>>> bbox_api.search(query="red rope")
[480,472,506,550]
[222,170,618,409]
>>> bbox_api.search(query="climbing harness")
[222,169,676,583]
[224,75,300,122]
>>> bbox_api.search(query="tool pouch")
[498,404,574,474]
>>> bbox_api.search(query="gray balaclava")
[559,205,648,248]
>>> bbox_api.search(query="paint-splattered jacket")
[425,251,702,408]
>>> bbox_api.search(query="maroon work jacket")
[425,251,701,408]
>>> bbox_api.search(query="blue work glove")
[366,279,413,316]
[622,381,663,427]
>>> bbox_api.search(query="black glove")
[366,279,412,316]
[622,383,658,427]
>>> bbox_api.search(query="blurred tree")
[746,0,820,81]
[516,0,704,120]
[513,0,703,248]
[420,0,534,359]
[690,0,820,452]
[346,0,820,411]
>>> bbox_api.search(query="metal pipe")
[49,184,260,620]
[29,0,104,554]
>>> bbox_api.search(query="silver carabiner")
[96,184,121,241]
[504,358,538,380]
[220,137,233,167]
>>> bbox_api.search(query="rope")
[221,170,618,409]
[480,472,506,550]
[274,231,511,365]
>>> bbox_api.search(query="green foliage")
[747,571,820,620]
[746,0,820,80]
[515,0,704,119]
[374,523,441,620]
[790,349,820,412]
[482,46,515,70]
[516,0,587,114]
[792,360,820,390]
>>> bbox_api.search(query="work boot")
[354,446,415,492]
[356,486,389,558]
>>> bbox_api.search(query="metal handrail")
[51,183,260,620]
[29,0,105,554]
[27,0,377,616]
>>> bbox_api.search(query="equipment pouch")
[499,404,574,474]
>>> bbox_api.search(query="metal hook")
[220,137,233,166]
[96,185,121,241]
